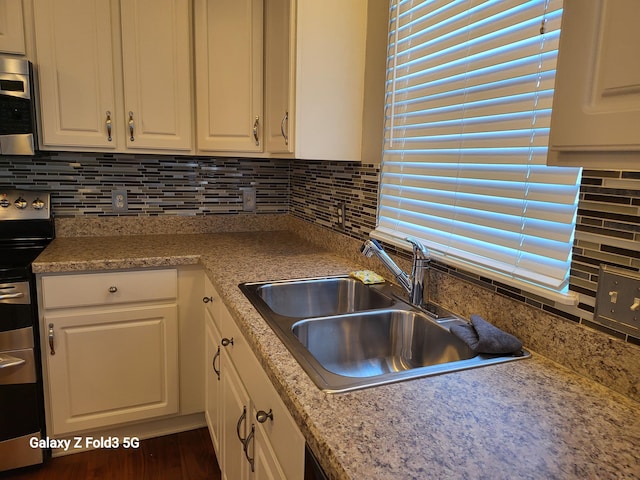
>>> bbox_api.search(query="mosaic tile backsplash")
[1,152,290,216]
[2,152,640,345]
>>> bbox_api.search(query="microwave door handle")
[0,292,24,301]
[0,354,26,369]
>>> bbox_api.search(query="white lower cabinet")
[251,407,288,480]
[205,307,223,456]
[222,359,252,480]
[204,276,304,479]
[39,269,180,436]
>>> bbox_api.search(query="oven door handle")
[0,292,24,301]
[0,354,26,369]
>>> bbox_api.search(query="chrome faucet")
[360,237,430,305]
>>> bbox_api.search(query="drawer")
[41,269,177,309]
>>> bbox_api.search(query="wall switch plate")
[241,187,256,212]
[112,189,128,213]
[594,264,640,336]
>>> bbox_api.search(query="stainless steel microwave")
[0,56,37,155]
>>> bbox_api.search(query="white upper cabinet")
[119,0,192,150]
[194,0,264,153]
[291,0,387,162]
[30,0,387,160]
[263,0,292,154]
[195,0,388,162]
[548,0,640,168]
[33,0,193,153]
[0,0,26,55]
[33,0,116,149]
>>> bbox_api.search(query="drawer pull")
[221,337,234,347]
[108,286,118,293]
[203,296,213,303]
[48,323,55,355]
[256,409,273,423]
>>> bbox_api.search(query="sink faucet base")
[360,237,430,307]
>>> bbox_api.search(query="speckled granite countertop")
[33,231,640,480]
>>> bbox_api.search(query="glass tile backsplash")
[1,153,639,344]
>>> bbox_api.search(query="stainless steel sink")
[254,276,395,317]
[292,310,474,377]
[239,276,530,393]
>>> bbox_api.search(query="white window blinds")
[374,0,582,304]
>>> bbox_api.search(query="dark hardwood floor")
[0,428,221,480]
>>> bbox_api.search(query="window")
[374,0,582,304]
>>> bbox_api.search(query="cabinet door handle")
[280,111,288,145]
[203,296,213,303]
[128,111,135,141]
[212,347,220,380]
[243,424,255,472]
[236,406,247,443]
[48,323,55,355]
[106,111,112,141]
[252,115,260,146]
[221,337,234,347]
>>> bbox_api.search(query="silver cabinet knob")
[256,409,273,423]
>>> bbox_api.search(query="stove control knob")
[14,197,28,209]
[32,198,46,210]
[0,197,9,208]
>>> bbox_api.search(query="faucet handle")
[360,238,384,257]
[406,237,429,259]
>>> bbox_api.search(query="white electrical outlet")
[336,201,346,229]
[112,190,128,212]
[242,188,256,211]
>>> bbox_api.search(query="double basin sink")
[239,276,529,393]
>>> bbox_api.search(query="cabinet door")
[120,0,192,151]
[44,304,179,435]
[221,357,251,480]
[0,0,25,54]
[194,0,263,153]
[33,0,117,149]
[548,0,640,166]
[293,0,387,162]
[264,0,292,154]
[251,414,287,480]
[205,308,222,458]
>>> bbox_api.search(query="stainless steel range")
[0,189,54,472]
